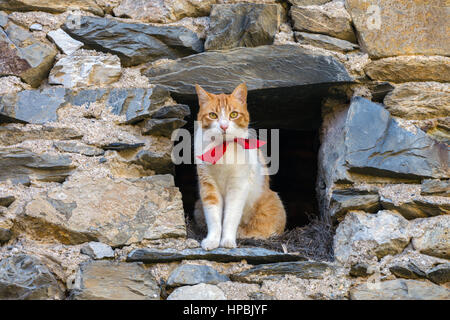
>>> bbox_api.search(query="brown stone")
[290,1,356,42]
[346,0,450,58]
[384,82,450,120]
[365,56,450,83]
[0,0,103,15]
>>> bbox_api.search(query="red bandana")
[197,138,267,164]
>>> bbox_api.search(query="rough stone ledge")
[127,247,307,265]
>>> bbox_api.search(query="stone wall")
[0,0,449,300]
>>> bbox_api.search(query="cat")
[193,83,286,250]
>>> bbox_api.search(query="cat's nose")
[220,123,229,132]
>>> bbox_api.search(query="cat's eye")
[229,111,238,119]
[209,112,218,119]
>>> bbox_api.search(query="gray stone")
[131,150,173,174]
[71,261,160,300]
[350,279,450,300]
[349,263,370,277]
[29,23,42,31]
[381,196,450,220]
[0,11,7,27]
[0,22,57,87]
[62,15,204,67]
[47,28,84,55]
[205,3,281,50]
[0,126,82,146]
[1,86,172,125]
[19,175,186,246]
[54,141,104,157]
[383,82,450,120]
[167,264,229,287]
[0,254,64,300]
[49,53,122,88]
[334,210,410,263]
[167,283,226,300]
[80,242,114,259]
[230,261,336,284]
[411,216,450,259]
[389,263,427,280]
[152,104,190,119]
[113,0,216,24]
[0,0,103,15]
[0,147,74,184]
[343,97,449,180]
[346,0,449,58]
[145,44,353,130]
[101,142,144,151]
[141,118,186,137]
[290,1,356,42]
[426,263,450,284]
[294,32,359,52]
[127,247,307,265]
[289,0,330,5]
[329,189,380,220]
[0,195,15,207]
[421,179,450,197]
[248,292,276,300]
[0,87,66,124]
[0,227,12,243]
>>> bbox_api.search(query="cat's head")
[195,83,249,140]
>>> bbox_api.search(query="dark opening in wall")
[174,127,320,231]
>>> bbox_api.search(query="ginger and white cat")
[193,83,286,250]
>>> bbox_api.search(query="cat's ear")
[195,84,212,107]
[231,83,247,105]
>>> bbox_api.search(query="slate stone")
[329,188,380,220]
[0,22,57,87]
[349,263,370,277]
[0,88,66,124]
[0,147,74,184]
[230,261,336,283]
[294,32,359,52]
[152,104,190,119]
[101,142,145,151]
[20,175,186,246]
[426,263,450,285]
[0,227,12,243]
[141,118,187,137]
[0,86,172,125]
[343,97,449,180]
[0,254,64,300]
[62,15,204,67]
[127,247,307,265]
[54,141,104,157]
[421,179,450,197]
[0,0,103,15]
[131,150,173,174]
[167,264,229,287]
[350,279,450,300]
[381,197,450,220]
[0,195,15,207]
[0,11,7,27]
[389,263,427,280]
[80,242,114,260]
[205,3,280,50]
[145,45,354,130]
[0,126,82,146]
[29,23,42,31]
[47,28,83,55]
[70,261,160,300]
[167,283,226,300]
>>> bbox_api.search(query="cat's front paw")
[220,238,237,249]
[201,237,220,251]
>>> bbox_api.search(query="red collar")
[197,138,266,164]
